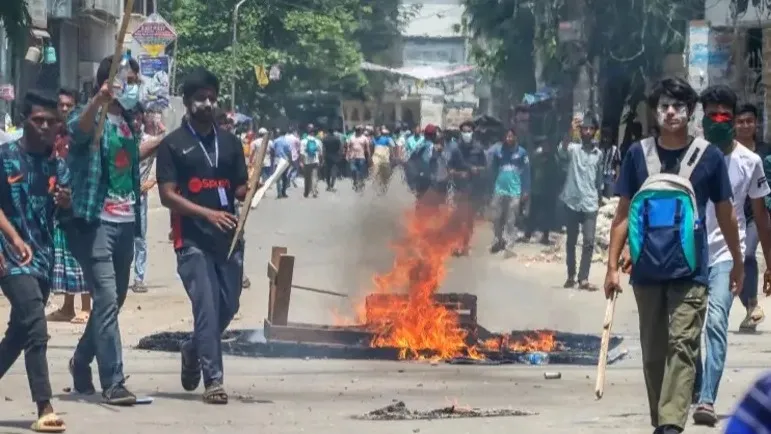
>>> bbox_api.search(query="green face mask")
[702,115,734,149]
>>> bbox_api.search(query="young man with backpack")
[605,77,742,434]
[691,86,771,426]
[300,129,323,198]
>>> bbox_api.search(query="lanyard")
[186,122,218,168]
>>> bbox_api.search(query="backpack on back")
[628,137,707,281]
[306,137,319,158]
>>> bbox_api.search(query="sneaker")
[563,278,576,289]
[131,281,148,294]
[103,382,137,406]
[654,425,682,434]
[489,240,505,254]
[68,358,95,395]
[693,403,718,426]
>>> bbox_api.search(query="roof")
[401,3,465,39]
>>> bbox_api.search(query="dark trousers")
[564,206,597,282]
[277,169,290,197]
[0,275,53,403]
[66,220,134,390]
[453,191,477,249]
[324,159,339,189]
[525,193,556,238]
[177,245,243,386]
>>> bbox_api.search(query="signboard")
[138,55,171,111]
[0,85,15,101]
[254,65,269,88]
[132,13,177,57]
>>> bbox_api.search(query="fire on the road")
[345,193,557,360]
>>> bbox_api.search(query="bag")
[306,138,319,158]
[628,137,707,281]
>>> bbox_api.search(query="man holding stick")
[605,77,741,434]
[156,68,249,404]
[66,55,142,405]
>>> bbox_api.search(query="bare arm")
[0,208,22,244]
[139,136,163,160]
[607,197,630,271]
[714,200,743,262]
[158,182,213,218]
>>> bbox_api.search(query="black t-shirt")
[322,135,342,160]
[156,125,248,259]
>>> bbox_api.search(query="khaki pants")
[371,147,392,191]
[633,281,707,429]
[302,163,319,197]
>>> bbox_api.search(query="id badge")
[217,187,229,207]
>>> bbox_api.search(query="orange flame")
[349,192,556,360]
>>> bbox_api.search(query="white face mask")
[656,96,689,133]
[461,132,473,143]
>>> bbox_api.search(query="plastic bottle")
[113,49,132,96]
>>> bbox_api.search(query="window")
[126,0,155,15]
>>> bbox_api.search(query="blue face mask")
[118,84,140,110]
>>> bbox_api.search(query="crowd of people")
[2,52,771,433]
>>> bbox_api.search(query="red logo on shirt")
[188,177,230,194]
[115,149,129,169]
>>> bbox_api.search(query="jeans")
[564,206,597,281]
[740,221,759,309]
[694,260,734,405]
[177,245,243,386]
[277,167,290,197]
[0,275,53,403]
[490,194,521,249]
[66,219,135,390]
[633,280,707,429]
[350,158,367,190]
[133,194,148,282]
[260,165,273,185]
[525,193,556,238]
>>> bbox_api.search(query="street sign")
[132,13,177,57]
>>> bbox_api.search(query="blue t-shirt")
[614,140,732,286]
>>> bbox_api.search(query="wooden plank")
[272,254,295,326]
[267,246,287,323]
[264,319,374,346]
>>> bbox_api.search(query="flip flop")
[30,413,66,433]
[46,309,75,322]
[70,311,90,324]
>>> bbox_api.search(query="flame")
[481,330,560,353]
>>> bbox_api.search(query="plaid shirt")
[0,140,71,281]
[67,108,142,229]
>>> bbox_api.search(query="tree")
[0,0,30,46]
[162,0,405,123]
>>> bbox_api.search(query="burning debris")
[354,400,538,421]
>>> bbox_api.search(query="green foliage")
[0,0,30,46]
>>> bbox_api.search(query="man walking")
[605,77,742,434]
[557,113,603,290]
[66,54,143,405]
[156,67,249,404]
[0,90,70,432]
[521,135,560,244]
[347,126,369,191]
[692,86,771,426]
[488,128,530,258]
[449,120,487,256]
[300,128,323,198]
[322,127,342,191]
[733,103,771,331]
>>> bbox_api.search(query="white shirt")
[707,143,771,266]
[300,136,323,165]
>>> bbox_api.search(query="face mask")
[702,113,734,149]
[461,132,473,143]
[118,84,140,110]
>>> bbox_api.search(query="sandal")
[578,281,599,291]
[46,309,75,323]
[180,343,201,392]
[693,403,718,426]
[202,383,229,405]
[70,311,90,324]
[31,413,66,433]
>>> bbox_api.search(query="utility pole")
[231,0,248,111]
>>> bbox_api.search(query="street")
[0,179,766,433]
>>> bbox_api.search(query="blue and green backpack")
[627,137,707,281]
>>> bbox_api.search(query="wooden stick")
[227,132,272,259]
[595,290,618,400]
[90,0,136,152]
[291,284,348,298]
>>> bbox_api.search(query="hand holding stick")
[595,290,618,400]
[90,0,135,151]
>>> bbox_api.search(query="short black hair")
[459,120,475,130]
[647,77,699,114]
[737,103,759,118]
[58,87,78,100]
[95,55,140,90]
[700,84,738,114]
[22,89,58,118]
[182,67,220,101]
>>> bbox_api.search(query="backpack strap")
[641,137,661,175]
[677,137,708,180]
